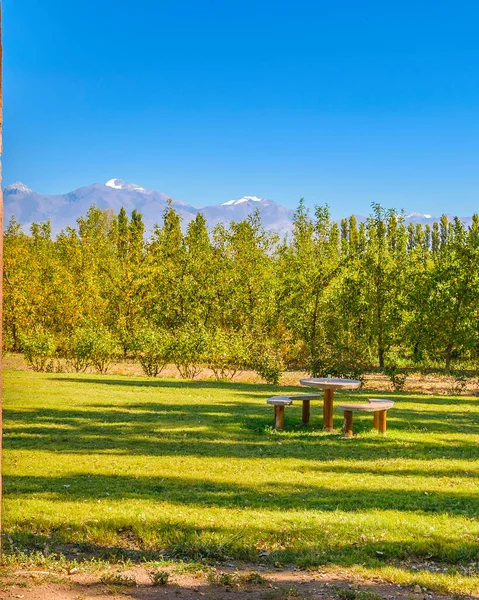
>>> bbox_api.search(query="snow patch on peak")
[105,178,147,192]
[105,178,123,189]
[5,181,34,194]
[406,212,433,219]
[222,195,265,206]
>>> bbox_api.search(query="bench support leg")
[343,410,353,438]
[302,400,310,425]
[323,388,334,431]
[274,405,285,431]
[378,410,387,434]
[373,412,379,430]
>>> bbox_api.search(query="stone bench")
[337,399,395,437]
[267,394,321,430]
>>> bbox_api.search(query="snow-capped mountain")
[105,178,148,193]
[403,211,438,225]
[401,212,472,227]
[2,178,474,236]
[221,195,264,206]
[405,212,432,220]
[4,182,34,194]
[201,195,293,233]
[3,180,293,236]
[3,180,198,235]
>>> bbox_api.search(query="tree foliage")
[5,201,479,377]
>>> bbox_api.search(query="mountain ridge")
[3,179,473,235]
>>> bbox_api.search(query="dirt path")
[0,565,468,600]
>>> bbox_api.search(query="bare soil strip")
[1,565,472,600]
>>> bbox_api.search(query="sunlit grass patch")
[3,369,479,595]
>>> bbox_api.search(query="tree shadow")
[6,506,479,569]
[5,392,479,461]
[304,462,479,478]
[6,374,479,581]
[51,376,306,398]
[6,472,479,517]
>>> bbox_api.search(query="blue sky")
[4,0,479,216]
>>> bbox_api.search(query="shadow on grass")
[6,375,479,581]
[51,375,479,402]
[51,376,305,399]
[6,471,479,517]
[5,391,479,459]
[6,513,479,567]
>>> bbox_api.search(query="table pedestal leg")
[274,406,284,431]
[343,410,353,438]
[302,400,310,425]
[378,410,387,434]
[323,388,334,431]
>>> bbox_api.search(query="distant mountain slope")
[3,180,294,236]
[200,196,294,234]
[3,179,197,235]
[3,178,473,236]
[352,211,473,228]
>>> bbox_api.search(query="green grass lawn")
[3,369,479,595]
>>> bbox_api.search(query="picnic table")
[299,377,362,431]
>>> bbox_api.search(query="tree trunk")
[378,346,385,370]
[445,343,453,371]
[375,268,385,369]
[413,342,420,364]
[310,285,320,346]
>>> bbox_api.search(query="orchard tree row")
[4,201,479,381]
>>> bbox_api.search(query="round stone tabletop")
[300,377,362,390]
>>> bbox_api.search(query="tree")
[360,205,407,369]
[422,216,479,369]
[4,196,479,379]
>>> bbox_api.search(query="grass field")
[3,369,479,596]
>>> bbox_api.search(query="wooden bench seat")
[267,396,294,406]
[267,394,321,430]
[337,399,395,437]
